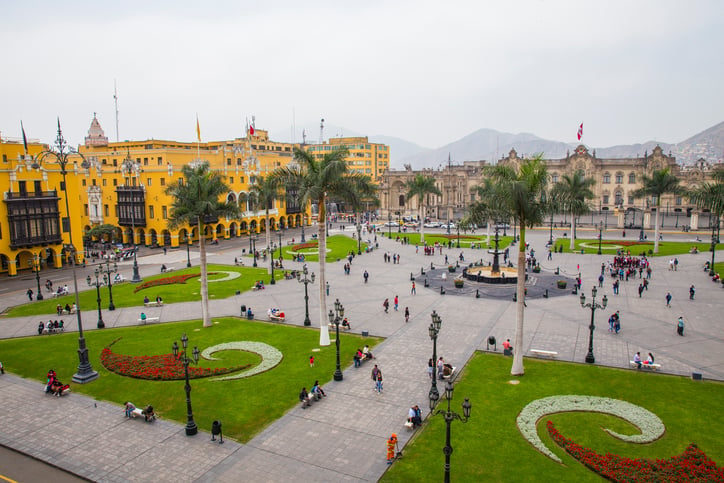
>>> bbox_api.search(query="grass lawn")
[271,234,368,263]
[382,352,724,482]
[5,264,283,318]
[382,232,514,250]
[554,237,712,257]
[0,317,381,443]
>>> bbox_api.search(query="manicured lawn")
[382,352,724,482]
[554,238,712,257]
[0,317,381,443]
[6,264,282,318]
[382,232,514,249]
[275,234,368,262]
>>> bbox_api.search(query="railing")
[5,190,59,200]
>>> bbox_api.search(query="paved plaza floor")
[0,226,722,482]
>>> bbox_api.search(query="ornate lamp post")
[121,149,142,283]
[98,259,117,311]
[251,234,258,267]
[186,233,192,268]
[397,211,401,233]
[297,264,315,326]
[456,221,460,248]
[597,222,603,255]
[36,120,98,383]
[356,217,362,255]
[710,218,720,276]
[428,310,443,405]
[86,270,105,329]
[328,298,344,381]
[301,217,306,243]
[388,212,392,239]
[429,380,472,483]
[278,229,283,262]
[29,254,43,300]
[269,241,276,285]
[580,286,608,364]
[172,334,200,436]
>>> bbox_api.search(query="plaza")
[0,224,722,482]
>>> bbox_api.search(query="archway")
[230,222,238,237]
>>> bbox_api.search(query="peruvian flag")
[577,123,583,141]
[249,124,255,136]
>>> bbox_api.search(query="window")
[178,178,183,185]
[92,179,97,186]
[616,173,623,184]
[2,154,6,163]
[615,192,623,205]
[227,158,231,166]
[84,204,89,216]
[104,204,109,216]
[603,173,611,184]
[551,174,558,183]
[229,177,234,184]
[102,158,107,165]
[143,158,148,166]
[102,179,107,186]
[240,176,245,183]
[158,157,163,165]
[628,195,635,205]
[676,196,682,206]
[113,179,118,186]
[602,195,609,204]
[34,180,42,193]
[82,179,87,187]
[162,206,168,219]
[113,159,117,167]
[628,173,636,184]
[237,158,241,165]
[18,181,27,196]
[160,178,165,186]
[146,178,152,186]
[149,206,155,219]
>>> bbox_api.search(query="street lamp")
[580,286,608,364]
[301,216,306,243]
[356,216,362,255]
[388,212,392,239]
[36,120,98,383]
[98,259,117,311]
[428,310,443,405]
[397,211,401,233]
[328,298,344,381]
[597,222,603,255]
[186,233,192,268]
[269,240,276,285]
[429,379,472,483]
[122,149,142,283]
[252,234,258,267]
[456,222,460,248]
[86,270,105,329]
[172,333,200,436]
[296,264,315,326]
[29,254,43,300]
[278,229,283,262]
[710,218,720,276]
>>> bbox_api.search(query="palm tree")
[551,171,596,250]
[632,168,680,254]
[269,146,377,346]
[468,178,508,244]
[248,176,284,274]
[404,174,442,245]
[687,169,724,273]
[165,161,240,328]
[486,154,548,376]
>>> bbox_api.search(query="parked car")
[440,222,456,230]
[495,223,511,229]
[423,222,441,228]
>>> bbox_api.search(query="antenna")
[113,79,120,142]
[302,129,307,145]
[319,118,325,144]
[292,107,296,144]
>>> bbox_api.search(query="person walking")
[689,285,695,300]
[638,283,644,297]
[26,288,33,301]
[383,298,389,313]
[666,292,672,308]
[404,307,410,323]
[677,316,685,336]
[326,281,330,296]
[411,281,416,295]
[394,295,399,311]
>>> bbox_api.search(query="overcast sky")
[2,0,722,155]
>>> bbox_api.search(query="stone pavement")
[0,227,722,482]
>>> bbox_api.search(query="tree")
[632,168,680,253]
[248,176,285,274]
[404,174,442,245]
[165,162,240,327]
[687,169,724,273]
[270,147,377,346]
[467,178,509,244]
[486,155,548,376]
[551,171,596,250]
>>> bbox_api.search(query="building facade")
[303,136,390,182]
[0,116,312,276]
[381,145,723,230]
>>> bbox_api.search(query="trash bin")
[211,420,223,443]
[240,305,246,316]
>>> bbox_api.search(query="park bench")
[630,361,661,371]
[530,349,558,358]
[138,316,160,325]
[43,326,65,335]
[144,301,163,308]
[267,309,285,322]
[300,391,322,409]
[328,323,351,331]
[52,290,70,298]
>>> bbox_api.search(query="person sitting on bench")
[64,303,72,314]
[502,339,512,352]
[246,307,254,319]
[144,296,150,304]
[142,405,155,421]
[161,264,167,273]
[342,318,351,330]
[155,296,163,304]
[311,380,326,398]
[362,345,374,360]
[124,401,137,418]
[38,321,45,335]
[140,312,147,323]
[299,387,311,408]
[408,405,422,428]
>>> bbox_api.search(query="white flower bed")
[200,341,283,381]
[516,395,665,464]
[199,271,241,283]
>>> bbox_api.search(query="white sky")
[2,0,722,154]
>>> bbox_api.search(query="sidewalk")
[1,228,722,482]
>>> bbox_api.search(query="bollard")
[487,336,496,351]
[410,272,414,281]
[475,289,480,298]
[543,289,549,298]
[440,286,445,295]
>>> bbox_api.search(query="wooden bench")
[144,301,163,307]
[630,361,661,371]
[138,317,160,325]
[530,349,558,358]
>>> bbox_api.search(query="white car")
[423,222,441,228]
[440,222,456,230]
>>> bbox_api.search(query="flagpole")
[196,114,201,161]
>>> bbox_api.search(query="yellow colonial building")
[304,136,389,182]
[0,116,310,276]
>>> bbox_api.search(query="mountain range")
[272,120,724,170]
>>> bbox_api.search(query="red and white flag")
[577,123,583,141]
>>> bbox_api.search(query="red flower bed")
[547,421,724,482]
[290,242,318,252]
[133,272,217,293]
[436,235,481,240]
[100,338,250,380]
